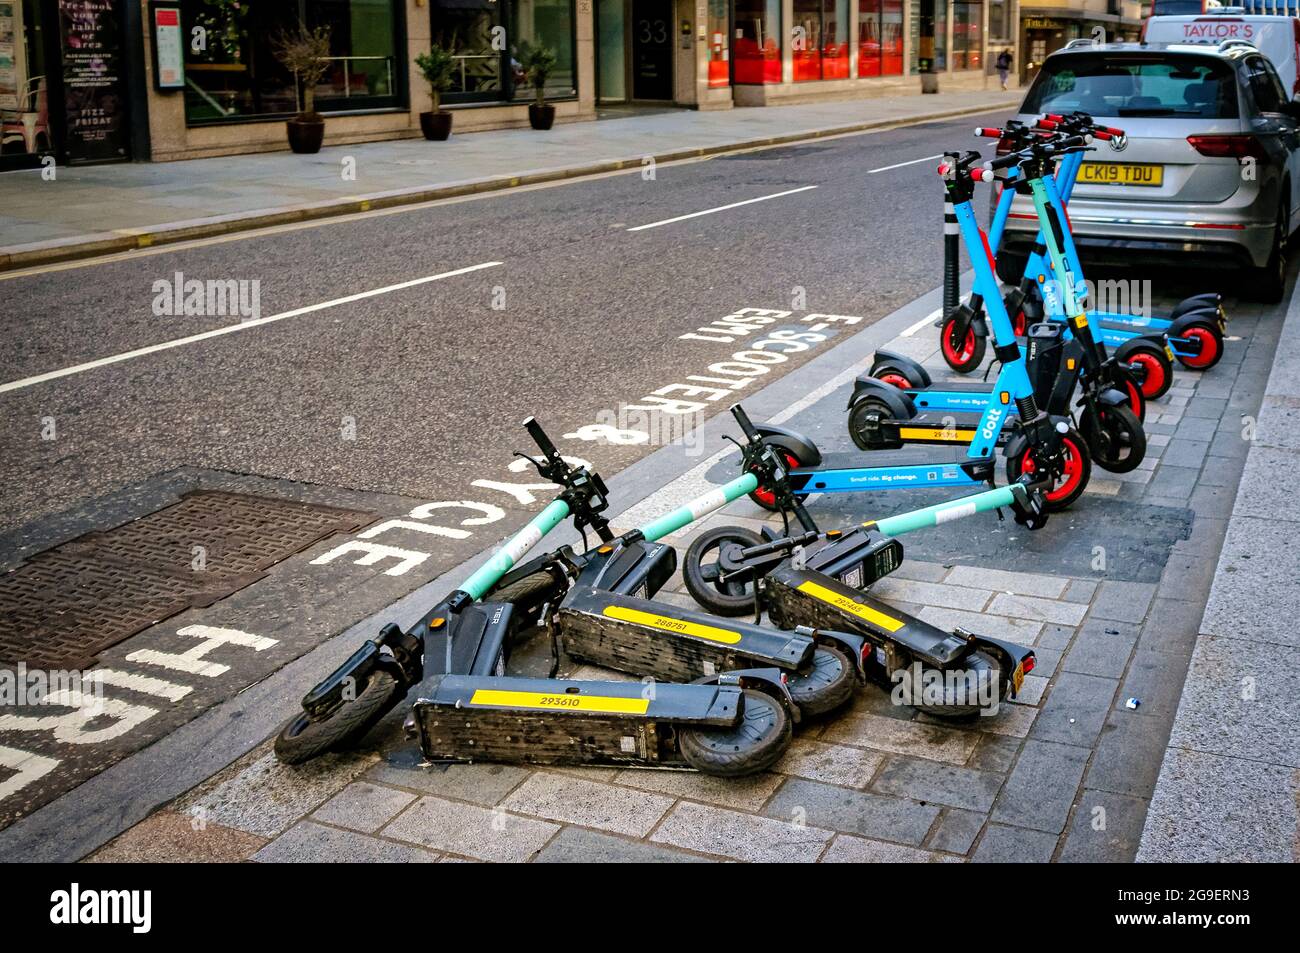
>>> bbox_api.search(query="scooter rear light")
[1021,655,1036,675]
[1186,134,1267,160]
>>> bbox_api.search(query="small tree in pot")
[415,47,455,141]
[273,22,333,154]
[520,44,558,130]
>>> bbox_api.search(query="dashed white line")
[626,186,819,232]
[867,154,944,175]
[0,261,503,395]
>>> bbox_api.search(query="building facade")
[1017,0,1145,84]
[0,0,1002,166]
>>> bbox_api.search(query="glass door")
[596,0,625,102]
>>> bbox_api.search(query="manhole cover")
[0,491,375,669]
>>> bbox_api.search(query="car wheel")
[1251,199,1288,304]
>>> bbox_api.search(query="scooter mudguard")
[409,674,747,768]
[1168,308,1226,338]
[803,526,905,590]
[946,301,988,341]
[557,586,816,683]
[1170,293,1223,323]
[846,376,916,420]
[574,538,677,599]
[1098,386,1131,409]
[754,424,823,467]
[868,350,932,389]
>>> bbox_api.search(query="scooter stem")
[866,483,1023,537]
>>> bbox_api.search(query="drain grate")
[0,491,375,669]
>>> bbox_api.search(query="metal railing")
[313,55,394,99]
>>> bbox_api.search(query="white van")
[1144,9,1300,95]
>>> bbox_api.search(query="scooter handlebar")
[974,126,1003,138]
[523,416,563,465]
[730,403,760,442]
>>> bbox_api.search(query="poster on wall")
[152,4,184,89]
[58,0,130,162]
[0,1,20,111]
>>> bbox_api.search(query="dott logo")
[49,883,152,934]
[981,406,1003,441]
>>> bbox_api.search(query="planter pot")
[286,118,325,154]
[420,110,453,141]
[528,103,556,131]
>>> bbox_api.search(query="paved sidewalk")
[79,285,1280,864]
[1138,283,1300,862]
[0,90,1020,269]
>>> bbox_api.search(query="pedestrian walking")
[996,49,1013,90]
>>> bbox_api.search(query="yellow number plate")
[796,580,904,632]
[469,689,649,714]
[602,605,742,644]
[1079,163,1163,187]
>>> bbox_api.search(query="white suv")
[998,40,1300,300]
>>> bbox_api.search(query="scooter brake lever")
[512,450,551,481]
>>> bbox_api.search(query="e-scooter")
[679,412,1041,717]
[275,417,799,777]
[851,145,1147,475]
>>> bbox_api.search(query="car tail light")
[1186,134,1268,160]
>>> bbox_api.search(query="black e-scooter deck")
[558,587,816,682]
[411,674,753,769]
[763,565,1033,703]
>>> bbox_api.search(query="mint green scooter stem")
[460,498,571,601]
[638,474,761,542]
[870,484,1020,537]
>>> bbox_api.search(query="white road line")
[902,307,944,337]
[0,261,502,395]
[626,185,818,232]
[867,154,943,175]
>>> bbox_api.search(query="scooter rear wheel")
[848,397,903,451]
[911,649,1003,718]
[274,670,402,765]
[940,313,986,373]
[787,646,856,718]
[682,526,763,617]
[1122,344,1174,401]
[678,689,792,777]
[1006,429,1091,511]
[1174,322,1224,371]
[1081,403,1147,474]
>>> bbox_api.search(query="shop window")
[509,0,577,101]
[733,0,780,84]
[182,0,405,125]
[858,0,903,77]
[707,0,729,88]
[0,0,54,161]
[952,0,982,70]
[794,0,847,82]
[909,0,946,73]
[431,0,576,105]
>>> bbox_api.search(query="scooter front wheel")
[748,453,807,512]
[1006,428,1091,512]
[786,646,856,718]
[940,313,986,373]
[1082,403,1146,474]
[274,670,402,765]
[682,526,763,617]
[678,689,792,777]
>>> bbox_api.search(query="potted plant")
[414,47,455,140]
[273,22,332,154]
[520,44,558,130]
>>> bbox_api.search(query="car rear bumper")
[1000,217,1275,269]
